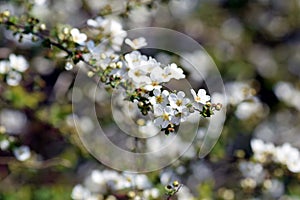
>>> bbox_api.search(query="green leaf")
[3,86,45,109]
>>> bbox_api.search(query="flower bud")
[127,191,136,198]
[100,53,106,59]
[172,180,179,187]
[31,36,38,42]
[142,109,148,115]
[87,71,94,77]
[109,62,116,68]
[65,62,73,70]
[136,118,145,126]
[39,23,46,30]
[0,126,6,134]
[215,103,222,111]
[165,184,173,191]
[3,10,10,17]
[138,101,144,108]
[116,61,123,68]
[100,76,107,82]
[63,27,70,35]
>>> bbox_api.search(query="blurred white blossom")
[0,54,29,86]
[13,145,31,161]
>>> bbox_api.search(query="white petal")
[190,89,197,99]
[177,91,185,99]
[153,88,161,96]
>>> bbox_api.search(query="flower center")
[134,70,141,77]
[176,99,182,106]
[162,113,169,121]
[156,95,164,103]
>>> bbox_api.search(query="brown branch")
[0,156,72,169]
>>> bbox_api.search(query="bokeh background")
[1,0,300,199]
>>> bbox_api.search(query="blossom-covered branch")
[0,9,222,135]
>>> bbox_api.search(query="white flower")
[138,120,160,137]
[153,105,174,128]
[150,66,171,83]
[103,19,127,51]
[65,62,73,70]
[125,51,147,69]
[0,109,27,133]
[87,17,105,27]
[250,139,275,162]
[190,88,210,104]
[145,60,169,88]
[13,145,31,161]
[6,70,22,86]
[172,107,190,124]
[264,179,284,198]
[141,57,160,73]
[176,186,195,200]
[251,138,265,154]
[0,139,10,151]
[235,98,263,120]
[143,81,162,91]
[70,28,87,45]
[133,174,152,189]
[71,184,91,200]
[86,195,102,200]
[143,188,160,199]
[149,89,170,106]
[225,81,254,105]
[165,63,185,80]
[138,120,159,137]
[273,143,300,173]
[91,170,105,184]
[125,37,147,49]
[9,54,29,72]
[168,91,190,111]
[87,17,127,51]
[149,63,185,84]
[0,60,10,74]
[83,41,117,70]
[122,173,152,190]
[238,161,265,183]
[150,188,160,198]
[180,50,212,81]
[128,66,151,86]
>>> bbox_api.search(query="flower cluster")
[79,17,222,134]
[0,54,29,86]
[0,126,31,161]
[274,81,300,111]
[87,16,127,51]
[0,9,222,135]
[235,138,300,197]
[71,169,160,200]
[99,49,220,134]
[251,138,300,173]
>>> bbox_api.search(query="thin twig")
[166,184,182,200]
[0,156,72,169]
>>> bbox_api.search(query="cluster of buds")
[199,102,223,118]
[165,180,182,197]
